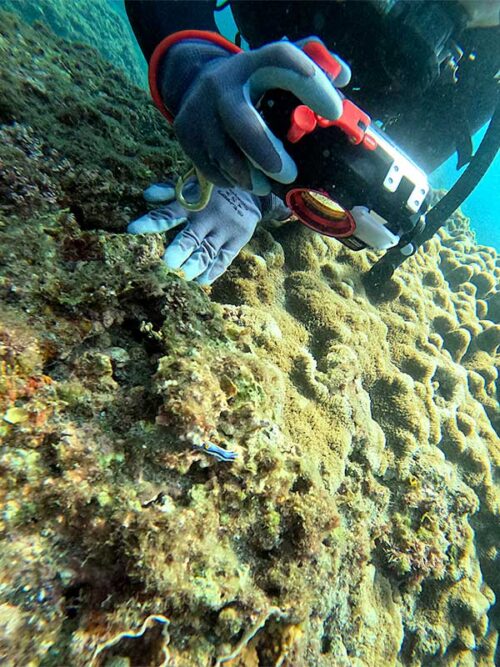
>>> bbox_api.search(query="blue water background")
[432,126,499,250]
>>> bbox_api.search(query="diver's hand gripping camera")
[259,44,431,253]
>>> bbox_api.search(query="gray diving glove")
[128,181,290,285]
[156,36,351,194]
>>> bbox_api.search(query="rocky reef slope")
[0,10,499,667]
[0,0,147,88]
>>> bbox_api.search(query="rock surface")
[0,9,499,667]
[0,0,147,88]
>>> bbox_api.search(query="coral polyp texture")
[0,9,499,667]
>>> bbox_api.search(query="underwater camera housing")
[254,35,431,254]
[258,34,499,292]
[259,87,430,253]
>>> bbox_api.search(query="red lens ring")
[285,188,356,238]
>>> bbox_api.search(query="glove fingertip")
[128,214,187,234]
[127,220,141,234]
[181,254,210,281]
[333,55,351,87]
[314,88,343,121]
[163,249,181,270]
[195,275,213,286]
[143,183,176,203]
[200,246,238,285]
[296,38,351,88]
[163,239,193,269]
[195,268,217,286]
[266,152,298,185]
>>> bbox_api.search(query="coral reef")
[0,10,184,230]
[0,0,147,88]
[1,10,499,667]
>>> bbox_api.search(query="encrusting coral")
[0,10,184,230]
[0,8,499,667]
[0,0,147,88]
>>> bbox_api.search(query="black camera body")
[260,89,430,252]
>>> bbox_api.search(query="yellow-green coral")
[0,8,499,667]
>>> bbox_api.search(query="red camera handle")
[287,41,377,151]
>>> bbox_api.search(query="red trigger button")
[287,105,317,143]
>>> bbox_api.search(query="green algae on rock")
[0,9,499,667]
[0,0,147,89]
[0,10,184,230]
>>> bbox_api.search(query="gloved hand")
[128,180,290,285]
[156,37,351,194]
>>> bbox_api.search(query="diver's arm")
[125,0,218,61]
[389,82,497,173]
[124,0,348,194]
[387,26,499,172]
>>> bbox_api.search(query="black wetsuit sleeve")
[387,27,499,172]
[125,0,218,62]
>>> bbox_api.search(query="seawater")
[432,125,500,250]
